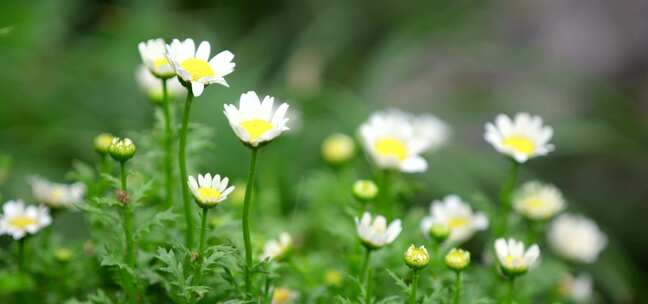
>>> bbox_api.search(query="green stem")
[498,160,519,236]
[452,271,462,304]
[192,206,209,297]
[378,169,393,215]
[18,237,25,272]
[409,270,419,304]
[242,148,259,296]
[120,162,136,268]
[360,247,372,303]
[506,277,515,304]
[179,90,195,248]
[161,78,174,209]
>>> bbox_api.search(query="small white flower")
[187,173,235,208]
[355,212,402,249]
[358,109,448,173]
[548,214,607,263]
[135,65,186,101]
[513,181,565,221]
[165,38,235,96]
[138,38,176,78]
[0,200,52,240]
[223,91,290,147]
[494,238,540,275]
[559,273,593,303]
[30,176,85,209]
[420,195,488,243]
[484,113,554,163]
[260,232,292,261]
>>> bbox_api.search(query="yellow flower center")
[9,216,36,230]
[241,119,273,142]
[153,57,169,69]
[503,135,535,155]
[374,138,407,161]
[197,187,221,202]
[448,216,468,229]
[504,255,524,269]
[272,288,292,303]
[180,58,214,80]
[524,197,545,210]
[49,187,64,204]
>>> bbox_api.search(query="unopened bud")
[109,137,136,162]
[404,244,430,270]
[352,180,378,202]
[445,248,470,271]
[428,222,450,243]
[321,133,355,165]
[94,133,114,155]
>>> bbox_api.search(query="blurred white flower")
[559,273,593,303]
[420,195,488,243]
[260,232,292,261]
[135,65,185,102]
[271,287,298,304]
[30,176,85,209]
[495,238,540,275]
[358,109,448,173]
[0,200,51,240]
[484,113,554,163]
[165,38,235,96]
[223,91,290,148]
[513,181,565,221]
[355,212,401,249]
[138,38,175,78]
[188,173,235,208]
[548,214,607,263]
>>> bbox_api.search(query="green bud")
[109,137,136,162]
[321,133,355,165]
[445,248,470,271]
[428,222,450,242]
[54,247,73,262]
[352,180,378,202]
[94,133,114,155]
[404,244,430,270]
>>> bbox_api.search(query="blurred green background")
[1,0,648,300]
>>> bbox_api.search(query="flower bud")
[54,247,73,262]
[94,133,114,155]
[324,269,343,287]
[445,248,470,271]
[321,133,355,165]
[428,222,450,242]
[352,180,378,202]
[109,137,136,162]
[404,244,430,270]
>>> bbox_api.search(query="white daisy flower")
[494,238,540,275]
[358,109,448,173]
[138,38,176,78]
[512,181,565,221]
[223,91,290,147]
[165,38,235,96]
[355,212,402,249]
[548,214,607,263]
[559,273,593,303]
[30,176,85,209]
[135,65,186,102]
[420,195,488,243]
[484,113,554,163]
[0,200,52,240]
[260,232,292,261]
[187,173,235,208]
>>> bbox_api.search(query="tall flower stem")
[378,169,394,215]
[120,161,136,269]
[498,160,519,235]
[409,270,419,304]
[161,78,174,209]
[505,278,516,304]
[452,271,462,304]
[179,90,195,248]
[18,237,25,272]
[360,247,372,304]
[242,147,259,295]
[192,206,209,297]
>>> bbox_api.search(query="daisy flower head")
[358,109,447,173]
[138,38,176,79]
[355,211,402,249]
[513,181,565,221]
[411,113,450,152]
[259,232,292,262]
[495,238,540,276]
[188,173,235,208]
[484,113,554,163]
[548,214,607,263]
[0,200,51,240]
[420,195,488,244]
[30,176,86,209]
[223,91,290,148]
[136,65,185,103]
[165,38,235,96]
